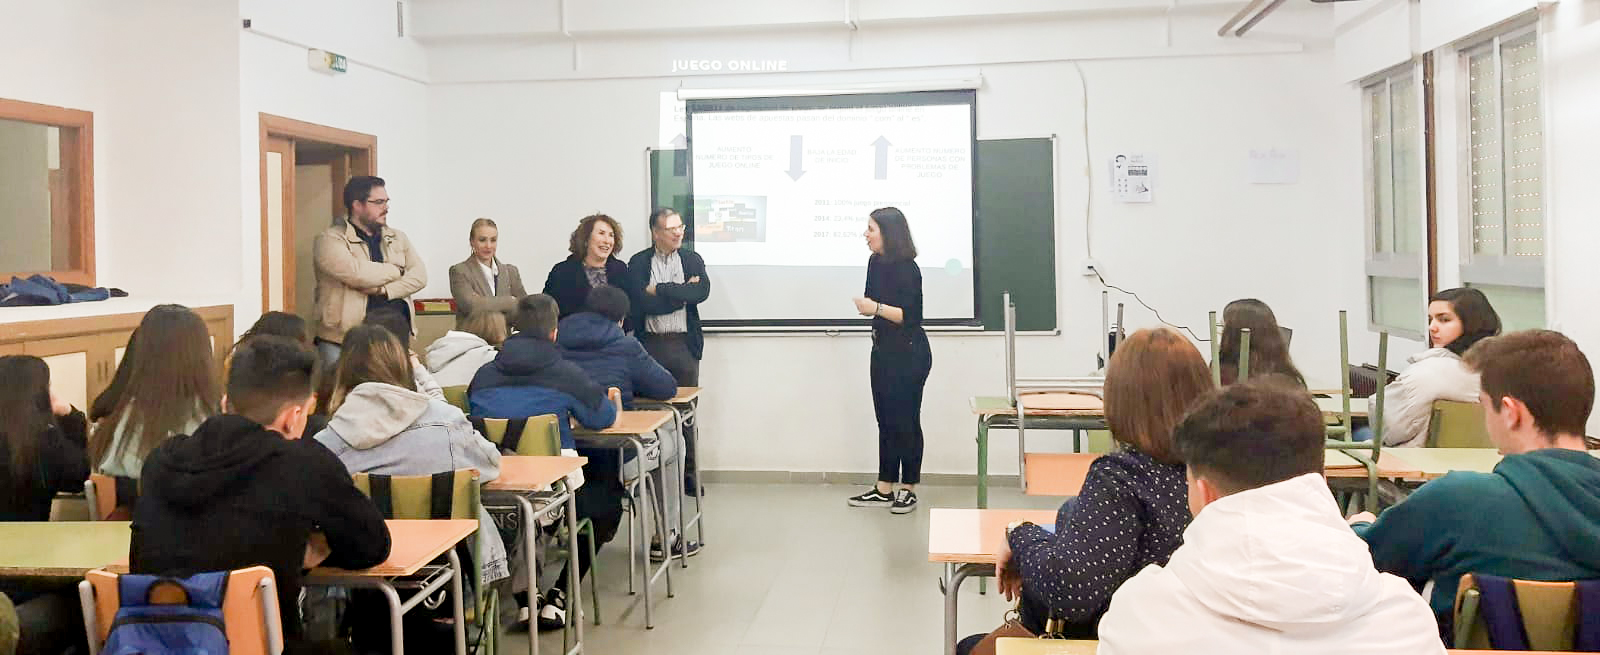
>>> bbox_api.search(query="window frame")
[1362,60,1429,340]
[0,97,96,286]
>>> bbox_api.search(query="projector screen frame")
[684,89,981,330]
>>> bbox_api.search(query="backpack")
[102,572,230,655]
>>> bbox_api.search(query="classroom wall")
[425,6,1360,476]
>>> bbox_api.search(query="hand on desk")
[304,532,332,569]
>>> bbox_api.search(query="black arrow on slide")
[872,136,892,180]
[670,133,687,177]
[787,135,806,181]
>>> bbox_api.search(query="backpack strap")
[501,418,528,454]
[1474,574,1531,650]
[468,416,488,438]
[428,471,455,519]
[368,475,395,518]
[1575,579,1600,651]
[177,572,229,609]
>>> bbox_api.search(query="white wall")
[427,7,1359,476]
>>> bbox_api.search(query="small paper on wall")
[1247,148,1300,185]
[1111,153,1154,203]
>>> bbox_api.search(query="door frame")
[257,113,377,313]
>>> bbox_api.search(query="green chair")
[1428,400,1494,448]
[1453,573,1598,650]
[352,469,499,655]
[442,385,470,413]
[1083,430,1114,455]
[469,415,602,640]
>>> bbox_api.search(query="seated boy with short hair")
[130,335,391,648]
[1096,377,1442,654]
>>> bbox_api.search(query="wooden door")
[262,135,296,313]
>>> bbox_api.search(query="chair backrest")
[1454,573,1600,651]
[1430,400,1495,448]
[84,474,138,521]
[442,385,469,413]
[80,566,283,655]
[469,415,561,456]
[351,469,481,520]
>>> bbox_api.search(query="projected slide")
[689,94,976,324]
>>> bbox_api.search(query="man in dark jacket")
[469,293,618,631]
[558,287,697,563]
[1351,330,1600,642]
[131,336,391,648]
[627,207,710,494]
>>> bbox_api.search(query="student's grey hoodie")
[313,381,508,584]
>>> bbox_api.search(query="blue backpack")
[102,572,230,655]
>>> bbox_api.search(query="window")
[0,98,95,285]
[1363,65,1426,337]
[1461,26,1544,328]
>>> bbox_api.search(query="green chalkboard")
[647,137,1056,331]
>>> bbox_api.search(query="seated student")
[1098,378,1443,654]
[0,356,91,655]
[90,304,221,479]
[1379,287,1501,446]
[449,218,528,321]
[960,328,1212,653]
[557,287,697,562]
[469,294,617,630]
[239,311,312,345]
[130,336,391,651]
[1215,298,1305,387]
[363,307,447,402]
[426,309,508,388]
[313,323,510,590]
[1352,330,1600,641]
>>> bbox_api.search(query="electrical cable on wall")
[1095,270,1209,342]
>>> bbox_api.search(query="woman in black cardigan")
[845,207,934,515]
[544,213,630,321]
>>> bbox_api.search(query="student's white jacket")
[1096,473,1444,655]
[1382,348,1480,448]
[424,330,499,388]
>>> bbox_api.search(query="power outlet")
[1081,259,1101,277]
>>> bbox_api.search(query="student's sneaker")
[536,589,566,632]
[847,488,894,508]
[890,489,918,514]
[507,602,532,632]
[649,538,704,562]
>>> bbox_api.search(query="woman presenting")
[544,213,629,320]
[846,207,933,515]
[448,218,528,320]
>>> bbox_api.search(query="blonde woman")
[448,218,528,320]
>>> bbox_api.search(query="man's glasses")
[658,225,686,234]
[363,198,390,207]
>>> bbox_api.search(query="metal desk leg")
[976,417,989,510]
[625,437,657,630]
[379,583,405,655]
[516,496,540,655]
[685,400,705,544]
[668,414,689,570]
[563,482,584,654]
[447,549,468,655]
[944,564,987,655]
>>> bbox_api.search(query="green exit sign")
[308,49,348,74]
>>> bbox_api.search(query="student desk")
[637,385,707,550]
[929,508,1057,655]
[1387,448,1503,479]
[972,396,1107,510]
[573,409,675,629]
[1021,454,1099,497]
[309,519,477,655]
[1322,450,1423,479]
[995,638,1099,654]
[485,455,587,655]
[1315,396,1370,418]
[0,522,131,578]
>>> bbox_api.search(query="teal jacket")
[1352,448,1600,631]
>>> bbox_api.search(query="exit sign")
[308,49,348,74]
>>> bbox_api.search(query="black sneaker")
[650,538,704,562]
[890,489,918,514]
[847,488,894,507]
[536,588,566,632]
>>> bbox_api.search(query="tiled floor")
[507,481,1063,655]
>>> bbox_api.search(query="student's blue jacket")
[467,332,616,449]
[556,312,677,409]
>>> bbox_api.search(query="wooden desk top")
[576,409,673,436]
[668,386,701,403]
[484,455,586,492]
[1385,448,1503,479]
[1023,453,1099,497]
[971,396,1105,418]
[929,508,1058,564]
[0,522,131,577]
[312,519,478,578]
[1322,450,1424,479]
[996,638,1099,655]
[1315,396,1370,418]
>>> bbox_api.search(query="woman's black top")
[864,254,926,352]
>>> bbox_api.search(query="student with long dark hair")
[845,207,933,514]
[1381,287,1502,447]
[1216,298,1305,387]
[89,304,221,478]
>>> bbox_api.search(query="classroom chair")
[1323,311,1390,514]
[469,414,604,635]
[1000,292,1107,494]
[442,385,469,413]
[78,566,284,655]
[83,474,138,521]
[1453,573,1600,651]
[1429,400,1495,449]
[351,469,499,655]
